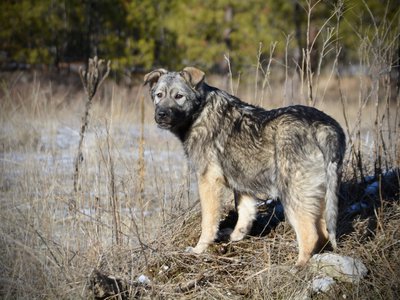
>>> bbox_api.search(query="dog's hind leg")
[189,163,224,254]
[230,194,257,241]
[316,215,329,250]
[285,205,321,267]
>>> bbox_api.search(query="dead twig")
[72,56,111,208]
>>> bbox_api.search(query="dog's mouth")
[156,121,173,129]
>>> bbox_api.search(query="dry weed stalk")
[105,120,122,246]
[73,57,111,201]
[257,41,277,106]
[302,0,343,106]
[138,94,146,230]
[304,0,320,106]
[224,53,235,95]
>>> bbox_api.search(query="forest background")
[1,0,399,78]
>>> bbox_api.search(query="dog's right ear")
[180,67,205,89]
[144,68,168,88]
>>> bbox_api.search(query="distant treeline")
[1,0,399,73]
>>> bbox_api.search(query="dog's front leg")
[189,163,223,254]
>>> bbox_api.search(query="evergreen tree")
[0,0,398,73]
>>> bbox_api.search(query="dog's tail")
[317,121,345,250]
[324,160,341,250]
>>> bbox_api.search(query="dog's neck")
[170,119,195,142]
[170,83,213,142]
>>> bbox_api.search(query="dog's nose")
[157,109,168,119]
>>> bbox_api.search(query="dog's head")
[144,67,205,131]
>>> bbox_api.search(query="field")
[0,63,399,300]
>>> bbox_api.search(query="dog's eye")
[175,94,183,99]
[156,92,163,98]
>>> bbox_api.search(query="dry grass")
[1,8,399,296]
[91,195,400,300]
[0,67,398,299]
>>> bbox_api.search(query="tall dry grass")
[0,69,190,298]
[0,2,399,299]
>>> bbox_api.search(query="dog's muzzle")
[155,107,173,128]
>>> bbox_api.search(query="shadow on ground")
[216,169,399,243]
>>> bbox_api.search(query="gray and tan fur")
[144,67,346,267]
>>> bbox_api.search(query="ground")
[0,71,399,299]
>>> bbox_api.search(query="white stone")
[311,253,368,283]
[137,274,151,285]
[312,276,335,293]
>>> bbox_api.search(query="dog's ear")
[180,67,205,89]
[144,68,168,88]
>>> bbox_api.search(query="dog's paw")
[230,228,246,242]
[185,243,208,254]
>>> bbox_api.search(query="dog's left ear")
[180,67,205,89]
[144,68,168,88]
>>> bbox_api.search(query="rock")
[312,276,335,293]
[310,253,368,283]
[137,274,151,285]
[293,276,336,299]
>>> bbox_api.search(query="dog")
[144,67,346,267]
